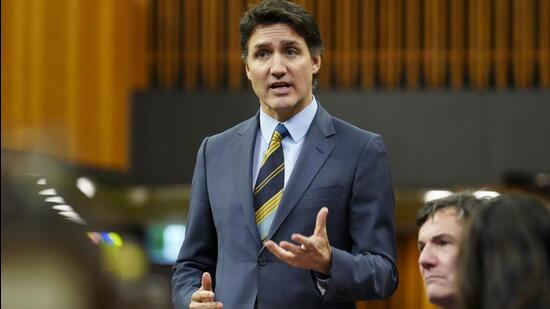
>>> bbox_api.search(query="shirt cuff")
[313,271,331,295]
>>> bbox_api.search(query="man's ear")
[245,62,252,80]
[311,54,321,74]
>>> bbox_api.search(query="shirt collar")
[259,96,318,143]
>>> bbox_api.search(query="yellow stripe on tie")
[255,192,281,222]
[260,141,282,166]
[255,189,283,224]
[255,190,282,221]
[254,163,284,194]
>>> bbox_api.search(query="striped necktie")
[254,123,289,241]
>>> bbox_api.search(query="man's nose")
[270,53,287,78]
[418,247,437,270]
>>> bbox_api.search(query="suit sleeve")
[322,134,398,302]
[172,138,218,309]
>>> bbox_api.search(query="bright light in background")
[52,205,74,212]
[108,232,123,247]
[66,217,87,225]
[163,225,186,262]
[58,211,81,219]
[76,177,95,198]
[87,231,123,247]
[146,224,186,264]
[45,196,66,203]
[423,190,453,203]
[38,188,57,196]
[87,232,102,244]
[129,186,149,206]
[36,178,46,185]
[474,190,500,199]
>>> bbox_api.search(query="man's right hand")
[190,272,223,309]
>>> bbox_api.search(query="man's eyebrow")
[431,233,455,241]
[280,39,300,46]
[251,42,271,50]
[252,40,300,50]
[418,233,455,245]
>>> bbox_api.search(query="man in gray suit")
[172,1,398,308]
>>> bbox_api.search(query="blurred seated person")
[458,194,550,309]
[416,192,487,309]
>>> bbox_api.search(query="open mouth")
[269,82,292,89]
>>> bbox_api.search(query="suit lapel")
[265,106,336,242]
[232,114,262,246]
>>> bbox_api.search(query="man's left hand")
[265,207,332,274]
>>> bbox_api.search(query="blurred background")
[1,0,549,308]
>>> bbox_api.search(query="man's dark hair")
[239,0,324,87]
[416,192,488,228]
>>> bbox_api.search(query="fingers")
[201,272,212,291]
[191,290,216,303]
[313,207,329,236]
[191,273,223,308]
[279,240,305,255]
[190,301,223,309]
[265,240,297,261]
[291,233,315,250]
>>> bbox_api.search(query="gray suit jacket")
[172,105,398,309]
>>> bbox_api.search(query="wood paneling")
[468,0,492,89]
[424,0,447,88]
[1,0,147,169]
[379,0,402,88]
[405,0,420,88]
[3,0,549,170]
[541,0,550,87]
[512,0,535,88]
[449,0,465,89]
[494,0,510,89]
[317,0,333,88]
[334,0,359,88]
[148,0,548,90]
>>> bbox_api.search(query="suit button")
[258,256,267,266]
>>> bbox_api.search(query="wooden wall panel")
[334,0,359,88]
[468,0,492,89]
[148,0,549,91]
[359,0,377,88]
[77,0,103,166]
[405,0,420,88]
[1,0,26,150]
[42,0,69,158]
[65,0,80,163]
[227,0,245,90]
[424,0,447,88]
[1,0,147,169]
[28,0,45,151]
[540,0,550,87]
[512,0,535,89]
[317,0,333,89]
[494,0,510,89]
[182,0,199,90]
[449,0,465,89]
[3,0,549,171]
[379,0,402,88]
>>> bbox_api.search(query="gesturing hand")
[265,207,332,274]
[190,272,223,309]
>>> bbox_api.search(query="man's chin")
[427,289,455,308]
